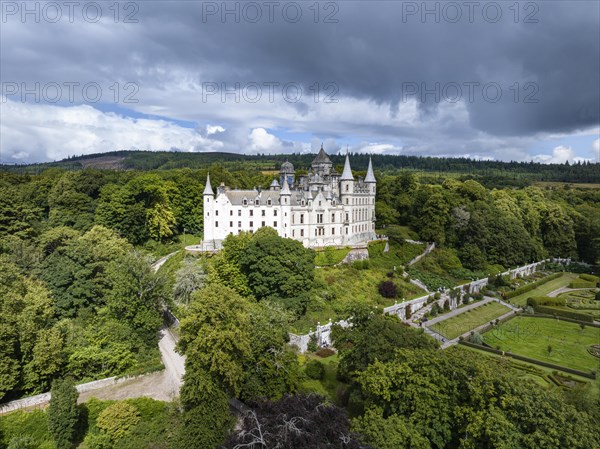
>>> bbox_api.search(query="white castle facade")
[202,147,376,249]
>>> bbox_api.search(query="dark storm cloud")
[1,0,598,159]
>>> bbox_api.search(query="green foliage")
[333,313,438,381]
[96,402,140,441]
[578,273,599,283]
[239,229,315,304]
[305,359,326,380]
[527,296,567,307]
[569,280,597,289]
[106,251,166,342]
[174,363,235,449]
[7,435,38,449]
[314,246,351,266]
[173,258,207,306]
[353,407,431,449]
[47,378,79,449]
[357,348,600,449]
[0,410,53,449]
[505,273,562,299]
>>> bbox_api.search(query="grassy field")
[509,272,579,306]
[483,316,600,373]
[298,353,346,404]
[292,239,427,333]
[429,301,511,339]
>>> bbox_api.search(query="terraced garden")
[483,316,600,373]
[508,272,579,306]
[428,301,511,339]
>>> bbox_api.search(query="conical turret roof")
[340,154,354,181]
[203,173,214,195]
[312,145,332,165]
[280,178,291,195]
[365,157,376,183]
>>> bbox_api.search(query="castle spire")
[280,177,291,195]
[340,153,354,181]
[203,173,214,195]
[365,157,376,183]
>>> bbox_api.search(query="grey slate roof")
[312,146,332,165]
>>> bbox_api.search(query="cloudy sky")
[1,0,599,163]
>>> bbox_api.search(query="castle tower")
[203,173,215,241]
[279,178,292,238]
[280,161,295,187]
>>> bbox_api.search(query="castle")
[201,147,376,250]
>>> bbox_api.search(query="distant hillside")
[1,150,599,185]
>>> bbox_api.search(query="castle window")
[332,228,335,235]
[274,210,277,216]
[273,221,277,227]
[292,230,295,237]
[300,214,304,224]
[238,221,241,227]
[256,199,260,205]
[215,221,218,227]
[317,214,323,224]
[319,201,321,206]
[250,210,254,217]
[284,198,288,204]
[267,199,272,206]
[216,210,218,216]
[300,229,304,237]
[230,221,233,227]
[243,199,248,206]
[230,210,233,216]
[262,210,266,216]
[262,221,265,227]
[331,213,335,222]
[345,213,349,221]
[250,221,253,227]
[315,229,317,236]
[345,185,349,192]
[238,210,241,216]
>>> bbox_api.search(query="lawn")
[483,316,600,373]
[509,272,579,306]
[298,353,347,405]
[292,239,427,333]
[428,301,511,339]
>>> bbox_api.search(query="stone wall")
[0,375,142,415]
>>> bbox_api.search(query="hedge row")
[505,272,562,299]
[568,280,597,289]
[527,296,566,307]
[532,306,594,323]
[578,274,600,283]
[459,341,596,379]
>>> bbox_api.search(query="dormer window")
[243,198,248,206]
[267,199,272,206]
[256,199,260,206]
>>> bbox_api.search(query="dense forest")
[1,153,599,448]
[3,150,600,185]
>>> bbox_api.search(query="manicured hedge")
[533,306,594,323]
[578,274,599,283]
[505,272,562,299]
[459,341,596,379]
[527,296,566,307]
[568,280,597,289]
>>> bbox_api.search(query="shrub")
[434,292,441,299]
[579,274,599,283]
[315,347,335,358]
[569,280,596,289]
[305,360,326,380]
[378,280,398,298]
[527,296,566,307]
[96,402,140,441]
[533,306,594,322]
[47,378,79,449]
[82,432,112,449]
[307,334,318,353]
[505,273,562,299]
[7,436,37,449]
